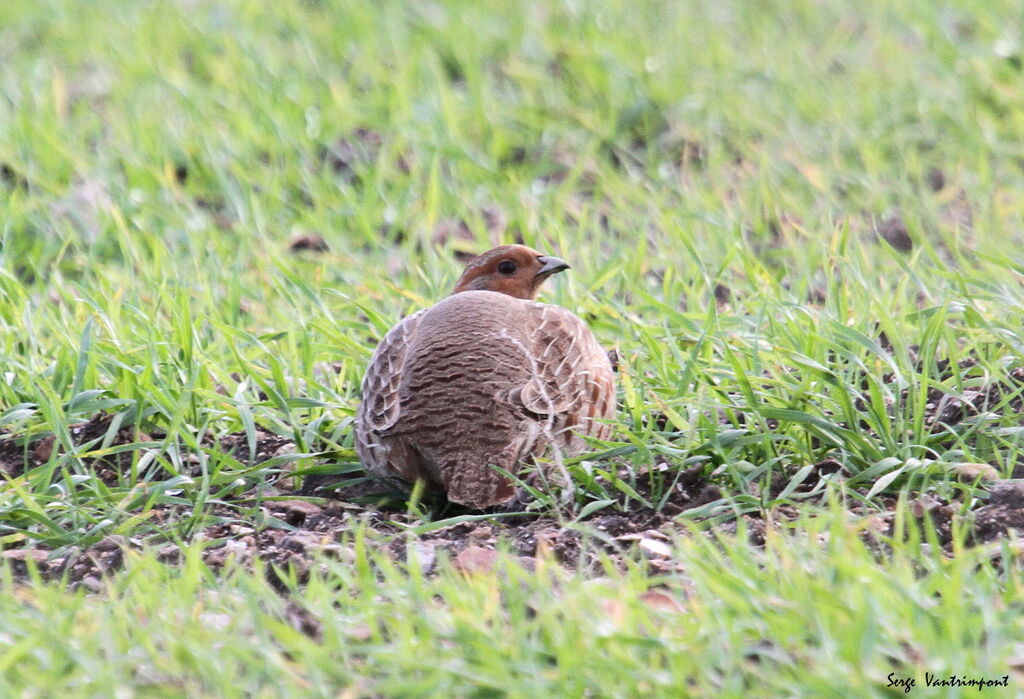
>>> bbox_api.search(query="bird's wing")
[355,309,427,470]
[504,302,615,440]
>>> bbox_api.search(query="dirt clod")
[925,167,946,192]
[453,546,499,574]
[289,234,329,253]
[876,214,913,252]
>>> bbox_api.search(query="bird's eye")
[497,260,517,275]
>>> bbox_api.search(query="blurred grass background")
[1,0,1024,694]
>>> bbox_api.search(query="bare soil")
[1,359,1023,588]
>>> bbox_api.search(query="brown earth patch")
[3,355,1024,587]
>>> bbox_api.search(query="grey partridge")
[355,244,616,508]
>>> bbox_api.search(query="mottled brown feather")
[355,246,615,508]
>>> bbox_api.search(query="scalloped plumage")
[355,246,615,508]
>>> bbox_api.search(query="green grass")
[2,0,1024,694]
[3,512,1022,697]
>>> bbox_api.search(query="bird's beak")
[537,255,570,276]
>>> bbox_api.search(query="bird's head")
[451,244,570,300]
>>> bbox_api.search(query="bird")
[355,244,616,508]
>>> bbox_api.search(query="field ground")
[2,0,1024,695]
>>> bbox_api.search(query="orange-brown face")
[451,245,570,300]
